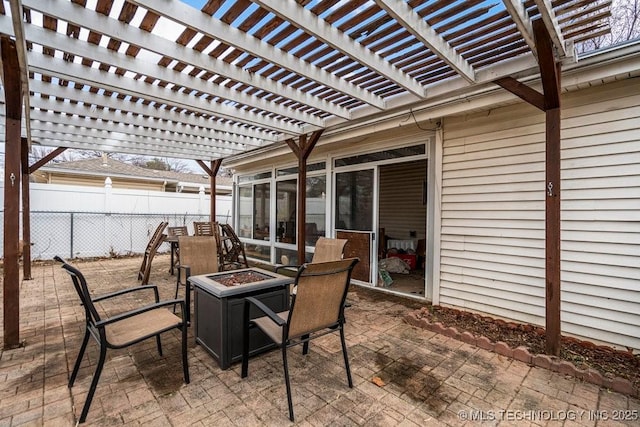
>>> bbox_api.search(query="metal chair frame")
[55,256,189,423]
[242,258,358,421]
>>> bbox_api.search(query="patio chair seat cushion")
[105,308,182,347]
[252,311,289,344]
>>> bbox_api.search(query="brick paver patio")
[1,255,638,426]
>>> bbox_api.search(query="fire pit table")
[188,267,292,370]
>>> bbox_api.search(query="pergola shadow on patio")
[1,255,637,425]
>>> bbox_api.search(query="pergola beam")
[28,146,67,174]
[28,79,274,144]
[533,0,568,57]
[27,107,246,154]
[376,0,475,82]
[23,0,353,120]
[501,0,538,59]
[26,53,304,136]
[130,0,386,110]
[253,0,426,99]
[11,19,328,129]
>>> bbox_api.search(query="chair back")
[219,223,250,269]
[54,256,102,326]
[147,221,168,249]
[310,237,347,263]
[287,258,358,339]
[168,226,189,237]
[178,236,219,276]
[193,221,216,236]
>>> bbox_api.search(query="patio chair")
[193,221,216,236]
[218,223,249,270]
[138,221,168,285]
[275,237,347,273]
[176,236,219,324]
[241,257,359,421]
[167,226,189,274]
[54,256,189,424]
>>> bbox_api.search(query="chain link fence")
[1,211,232,260]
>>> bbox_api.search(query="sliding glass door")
[334,169,376,284]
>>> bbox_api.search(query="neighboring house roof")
[40,157,233,190]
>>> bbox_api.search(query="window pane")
[254,183,270,240]
[306,175,326,246]
[335,170,373,231]
[238,186,252,238]
[276,179,297,244]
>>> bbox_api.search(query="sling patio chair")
[54,256,189,424]
[138,220,168,285]
[176,235,219,324]
[241,257,359,421]
[275,236,347,273]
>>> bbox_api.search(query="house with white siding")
[223,41,640,352]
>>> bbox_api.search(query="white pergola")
[1,0,611,352]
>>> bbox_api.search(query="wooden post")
[285,130,323,264]
[21,138,32,280]
[2,36,23,349]
[494,19,562,356]
[196,159,222,222]
[23,146,68,280]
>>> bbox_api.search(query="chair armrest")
[93,285,160,303]
[274,264,301,273]
[245,296,286,326]
[177,265,191,285]
[96,299,185,327]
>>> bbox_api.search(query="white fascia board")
[19,24,311,134]
[130,0,386,110]
[501,0,538,59]
[252,0,426,99]
[375,0,475,82]
[29,78,275,144]
[24,0,352,120]
[29,107,244,155]
[532,0,567,57]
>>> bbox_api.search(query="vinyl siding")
[440,78,640,349]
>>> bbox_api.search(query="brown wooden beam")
[28,146,67,174]
[533,19,562,356]
[210,159,222,222]
[196,159,222,222]
[2,36,23,349]
[21,138,32,280]
[494,77,545,111]
[534,19,561,110]
[22,145,67,280]
[196,159,212,176]
[285,130,323,264]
